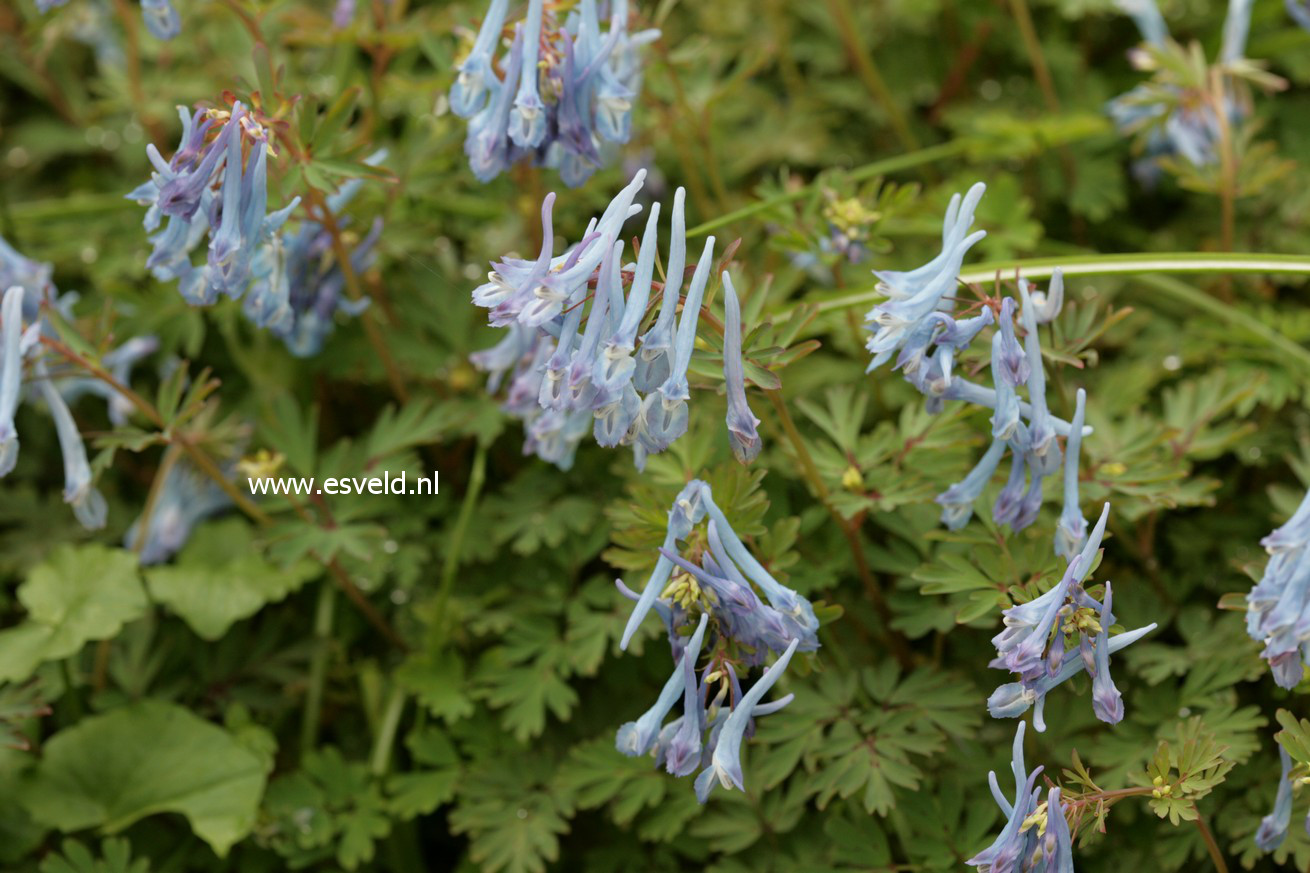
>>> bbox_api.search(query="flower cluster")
[469,171,763,470]
[968,722,1075,872]
[129,105,382,356]
[613,480,818,801]
[1254,746,1308,851]
[864,182,1089,560]
[1106,0,1259,183]
[37,0,181,41]
[1245,485,1310,688]
[987,504,1157,732]
[450,0,657,186]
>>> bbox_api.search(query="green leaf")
[38,838,150,873]
[144,519,318,640]
[21,701,271,857]
[0,545,146,683]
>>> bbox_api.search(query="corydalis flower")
[35,360,107,530]
[864,188,1087,555]
[124,459,233,564]
[470,173,763,470]
[449,0,658,186]
[1245,484,1310,688]
[129,102,300,307]
[612,480,813,800]
[966,722,1046,872]
[721,273,761,463]
[38,0,180,40]
[1255,746,1296,852]
[988,504,1156,731]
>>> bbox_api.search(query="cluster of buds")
[613,480,818,801]
[967,723,1075,872]
[864,182,1090,560]
[450,0,656,186]
[37,0,181,41]
[1245,486,1310,688]
[987,504,1156,732]
[129,105,384,356]
[0,239,157,530]
[469,171,763,470]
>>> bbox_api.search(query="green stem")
[686,141,968,239]
[432,442,488,639]
[301,580,337,759]
[369,685,407,777]
[813,252,1310,312]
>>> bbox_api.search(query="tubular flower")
[988,504,1156,731]
[470,173,763,470]
[613,480,815,799]
[129,106,382,355]
[1292,0,1310,31]
[35,360,108,530]
[1245,485,1310,688]
[864,187,1089,554]
[124,459,233,565]
[721,273,761,464]
[449,0,658,186]
[967,722,1046,872]
[1255,746,1296,852]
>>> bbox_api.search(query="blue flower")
[721,273,761,464]
[967,722,1044,872]
[616,614,709,757]
[451,0,509,118]
[1055,388,1088,561]
[0,286,27,477]
[936,438,1007,530]
[693,638,799,803]
[140,0,181,40]
[1291,0,1310,32]
[1255,746,1295,851]
[124,459,232,564]
[35,359,107,530]
[472,175,753,469]
[988,504,1156,730]
[1246,485,1310,688]
[619,479,708,651]
[450,0,657,185]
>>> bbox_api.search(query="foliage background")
[2,0,1310,870]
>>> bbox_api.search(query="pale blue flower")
[1055,388,1088,561]
[616,614,709,757]
[140,0,181,40]
[124,459,232,564]
[693,637,799,803]
[0,286,25,477]
[1255,747,1295,851]
[967,721,1044,872]
[451,0,510,118]
[721,272,761,464]
[35,360,107,530]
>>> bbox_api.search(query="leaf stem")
[301,580,337,757]
[369,685,407,777]
[1193,807,1229,873]
[432,441,488,640]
